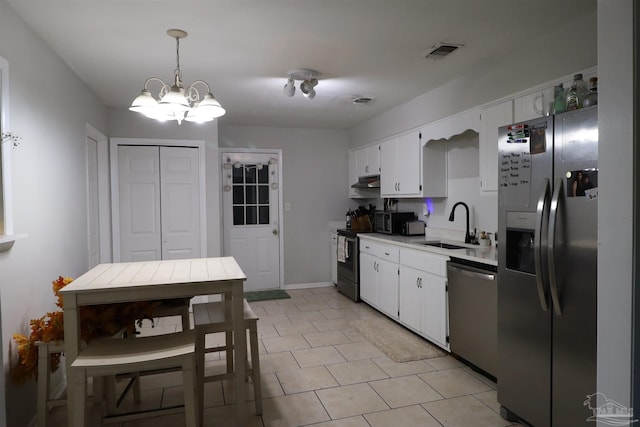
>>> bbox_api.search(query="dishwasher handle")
[448,263,495,281]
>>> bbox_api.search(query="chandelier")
[129,29,225,125]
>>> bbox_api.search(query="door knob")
[272,229,278,235]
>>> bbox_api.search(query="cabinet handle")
[416,278,420,288]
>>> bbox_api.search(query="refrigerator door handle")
[534,178,550,311]
[548,177,563,316]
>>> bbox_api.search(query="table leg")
[63,302,81,427]
[232,284,246,426]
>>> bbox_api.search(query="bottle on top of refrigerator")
[553,84,565,114]
[583,77,598,107]
[565,73,588,111]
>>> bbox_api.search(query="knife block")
[351,215,373,232]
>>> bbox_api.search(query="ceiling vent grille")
[425,43,463,60]
[353,96,374,105]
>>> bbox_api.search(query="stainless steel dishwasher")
[447,258,497,379]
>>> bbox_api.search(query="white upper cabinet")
[347,149,361,198]
[356,144,380,177]
[479,100,513,193]
[381,130,421,197]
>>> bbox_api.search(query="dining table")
[60,256,247,427]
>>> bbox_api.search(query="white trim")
[0,56,13,237]
[110,138,207,262]
[284,282,334,290]
[220,148,284,289]
[85,124,111,263]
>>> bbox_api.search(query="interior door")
[86,135,100,268]
[222,152,281,291]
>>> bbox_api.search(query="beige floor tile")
[285,310,327,322]
[341,327,367,343]
[263,302,301,315]
[259,372,286,399]
[260,351,301,373]
[326,359,389,385]
[463,366,498,388]
[424,355,464,370]
[369,375,443,408]
[334,341,385,361]
[276,366,339,394]
[422,395,512,427]
[324,296,359,309]
[258,313,293,326]
[201,404,264,427]
[316,383,389,419]
[257,323,280,339]
[122,412,189,427]
[419,368,493,398]
[273,320,319,336]
[311,286,340,295]
[292,346,347,368]
[371,356,437,377]
[262,334,311,353]
[307,416,371,427]
[296,301,333,312]
[311,318,353,332]
[262,391,331,427]
[320,307,359,319]
[303,330,352,347]
[364,405,442,427]
[473,390,502,414]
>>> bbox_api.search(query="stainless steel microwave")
[373,211,416,234]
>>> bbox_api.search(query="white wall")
[219,125,350,285]
[107,107,222,258]
[597,0,634,414]
[0,2,108,425]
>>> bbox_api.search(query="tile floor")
[48,286,523,427]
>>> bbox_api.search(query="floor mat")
[351,316,447,362]
[244,289,291,302]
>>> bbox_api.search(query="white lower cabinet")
[359,238,400,320]
[398,248,450,350]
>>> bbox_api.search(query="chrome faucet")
[449,202,473,244]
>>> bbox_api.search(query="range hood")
[351,175,380,189]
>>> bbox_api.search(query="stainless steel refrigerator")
[497,106,598,427]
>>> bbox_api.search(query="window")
[232,163,270,226]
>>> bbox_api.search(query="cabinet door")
[348,150,361,198]
[380,137,398,195]
[355,147,368,177]
[359,252,377,305]
[422,273,448,347]
[396,130,421,195]
[479,101,513,193]
[377,258,399,319]
[367,144,380,175]
[399,265,422,332]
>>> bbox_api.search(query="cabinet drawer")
[359,239,400,263]
[400,248,448,277]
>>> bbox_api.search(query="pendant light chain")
[174,35,182,81]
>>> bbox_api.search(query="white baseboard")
[283,282,334,290]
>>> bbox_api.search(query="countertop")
[357,232,497,267]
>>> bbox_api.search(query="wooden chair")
[192,299,261,426]
[69,331,197,427]
[37,341,67,427]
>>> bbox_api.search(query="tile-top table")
[60,257,247,427]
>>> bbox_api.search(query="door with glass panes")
[222,152,281,291]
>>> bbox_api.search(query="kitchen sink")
[420,241,466,250]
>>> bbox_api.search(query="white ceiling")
[7,0,595,129]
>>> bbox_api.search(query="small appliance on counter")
[373,211,415,235]
[401,220,425,236]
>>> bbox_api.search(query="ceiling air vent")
[425,43,463,60]
[353,96,374,105]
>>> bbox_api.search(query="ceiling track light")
[283,69,319,100]
[129,29,225,125]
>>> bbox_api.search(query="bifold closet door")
[118,145,200,262]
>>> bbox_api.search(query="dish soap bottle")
[565,73,588,111]
[583,77,598,107]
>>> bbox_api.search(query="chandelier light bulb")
[283,76,296,97]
